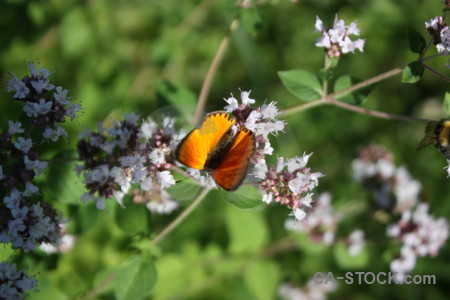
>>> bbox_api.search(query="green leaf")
[278,70,322,101]
[28,275,68,300]
[333,241,369,269]
[92,268,116,297]
[114,199,151,235]
[319,68,333,83]
[326,57,339,69]
[219,184,264,210]
[241,9,263,37]
[334,75,369,105]
[444,92,450,117]
[244,260,280,300]
[70,202,99,234]
[402,62,424,83]
[225,205,268,253]
[407,27,426,54]
[290,232,329,255]
[114,254,157,300]
[155,80,196,123]
[46,149,84,204]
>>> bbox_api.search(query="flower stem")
[194,18,240,124]
[280,100,327,116]
[151,188,210,244]
[324,96,432,123]
[329,67,404,98]
[422,63,450,83]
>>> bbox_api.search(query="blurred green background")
[1,0,450,299]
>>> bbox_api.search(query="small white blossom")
[7,73,29,98]
[8,121,24,135]
[146,190,179,214]
[347,230,365,256]
[149,148,166,165]
[157,170,175,189]
[13,137,32,153]
[31,79,54,94]
[139,118,158,139]
[23,182,39,197]
[224,96,239,112]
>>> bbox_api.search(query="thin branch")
[280,100,327,116]
[325,97,432,123]
[329,67,404,98]
[422,63,450,83]
[194,18,239,124]
[84,273,116,300]
[151,188,210,244]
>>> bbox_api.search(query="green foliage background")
[1,0,450,299]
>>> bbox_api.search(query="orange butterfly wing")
[176,112,235,169]
[212,127,255,191]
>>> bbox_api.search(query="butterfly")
[175,111,256,191]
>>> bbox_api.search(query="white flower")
[157,170,175,189]
[8,121,24,135]
[84,165,110,184]
[253,161,268,179]
[224,96,239,112]
[110,167,131,192]
[262,193,273,204]
[124,112,140,124]
[260,102,279,119]
[13,137,32,153]
[28,62,51,78]
[4,189,22,209]
[314,16,324,32]
[54,86,69,104]
[31,79,54,94]
[146,190,179,214]
[437,27,450,56]
[7,73,29,98]
[24,156,48,176]
[149,148,166,165]
[140,176,153,191]
[293,208,306,221]
[23,182,39,197]
[95,197,106,210]
[42,125,68,142]
[425,17,440,31]
[139,118,158,139]
[187,168,217,189]
[241,90,255,105]
[348,230,365,256]
[121,154,146,169]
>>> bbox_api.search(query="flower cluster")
[279,280,336,300]
[224,91,285,163]
[76,114,182,212]
[0,262,37,299]
[0,63,75,252]
[315,15,365,58]
[252,153,322,221]
[285,192,341,243]
[6,62,81,142]
[352,144,420,213]
[1,189,61,251]
[425,16,450,68]
[387,204,449,282]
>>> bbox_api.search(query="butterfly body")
[175,111,255,191]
